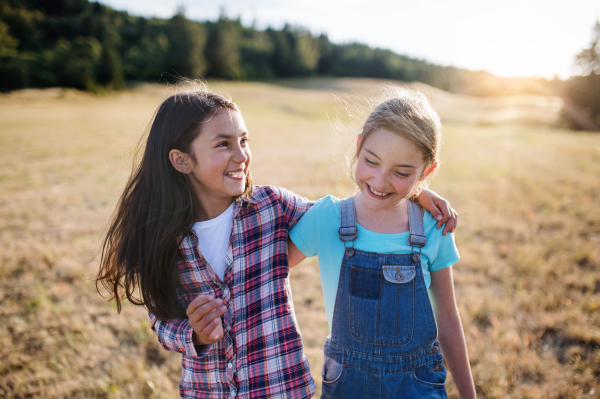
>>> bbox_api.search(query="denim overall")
[321,197,447,398]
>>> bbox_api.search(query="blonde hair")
[352,86,442,199]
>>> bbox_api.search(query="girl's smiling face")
[170,109,251,219]
[354,128,431,211]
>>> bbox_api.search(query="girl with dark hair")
[96,88,457,398]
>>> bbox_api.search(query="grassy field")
[0,78,599,398]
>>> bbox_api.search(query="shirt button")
[228,362,233,369]
[230,388,236,397]
[223,287,229,295]
[226,325,232,331]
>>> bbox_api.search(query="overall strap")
[407,200,427,248]
[339,197,357,242]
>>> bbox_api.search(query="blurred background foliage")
[0,0,598,129]
[564,21,600,131]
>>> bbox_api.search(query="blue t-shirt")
[289,195,460,332]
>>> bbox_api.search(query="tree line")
[563,21,600,131]
[0,0,556,97]
[1,0,598,130]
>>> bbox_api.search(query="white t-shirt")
[191,203,234,281]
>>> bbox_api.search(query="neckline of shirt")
[355,223,411,238]
[334,196,411,239]
[192,202,235,229]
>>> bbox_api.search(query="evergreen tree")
[270,26,293,77]
[165,11,207,80]
[50,36,103,90]
[0,20,18,57]
[96,13,124,89]
[205,17,242,80]
[0,19,28,90]
[316,34,333,74]
[120,17,170,81]
[239,28,274,78]
[289,27,319,76]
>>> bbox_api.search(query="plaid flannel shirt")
[149,186,316,399]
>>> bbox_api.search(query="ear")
[169,149,192,174]
[419,161,437,181]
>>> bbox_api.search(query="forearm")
[416,188,458,234]
[436,311,476,399]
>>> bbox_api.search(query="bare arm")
[417,189,458,235]
[288,238,307,268]
[430,267,476,399]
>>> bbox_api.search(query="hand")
[417,189,458,235]
[186,294,227,346]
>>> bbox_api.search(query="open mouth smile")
[224,170,245,179]
[367,184,392,198]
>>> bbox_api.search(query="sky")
[97,0,600,79]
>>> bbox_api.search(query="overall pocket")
[349,265,415,345]
[412,359,447,388]
[321,355,345,385]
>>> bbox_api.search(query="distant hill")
[273,77,563,126]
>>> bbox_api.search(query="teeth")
[369,186,390,197]
[225,171,244,178]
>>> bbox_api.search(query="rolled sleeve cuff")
[175,321,213,358]
[194,343,212,358]
[151,314,213,358]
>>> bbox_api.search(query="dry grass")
[0,79,598,398]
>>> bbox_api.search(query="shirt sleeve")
[428,232,460,272]
[270,186,314,228]
[289,198,324,258]
[421,210,460,272]
[149,312,212,358]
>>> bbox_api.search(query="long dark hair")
[96,90,252,321]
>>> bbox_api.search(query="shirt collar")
[232,197,250,217]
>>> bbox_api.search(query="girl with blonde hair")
[289,87,475,398]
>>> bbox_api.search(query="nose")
[232,142,249,164]
[371,170,389,189]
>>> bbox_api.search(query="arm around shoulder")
[417,188,458,235]
[268,186,314,227]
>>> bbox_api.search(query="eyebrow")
[212,131,248,141]
[366,149,416,168]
